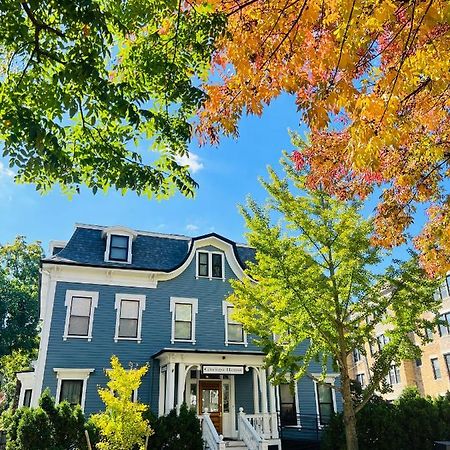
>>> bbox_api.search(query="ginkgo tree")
[0,0,225,198]
[228,157,440,450]
[197,0,450,276]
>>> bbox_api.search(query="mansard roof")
[43,224,255,272]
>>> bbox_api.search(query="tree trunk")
[340,367,359,450]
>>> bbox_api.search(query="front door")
[199,380,222,434]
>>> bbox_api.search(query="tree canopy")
[229,157,440,450]
[198,0,450,276]
[0,236,42,359]
[0,0,225,198]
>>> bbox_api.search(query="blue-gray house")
[17,224,341,450]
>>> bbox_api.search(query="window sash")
[211,253,223,278]
[118,318,138,338]
[431,358,442,379]
[226,306,244,342]
[445,354,450,375]
[198,252,209,277]
[279,384,297,426]
[174,303,193,340]
[109,235,129,261]
[68,297,91,336]
[438,313,450,337]
[60,380,83,406]
[317,384,334,426]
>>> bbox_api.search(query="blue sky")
[0,93,425,264]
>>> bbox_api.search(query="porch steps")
[224,440,247,450]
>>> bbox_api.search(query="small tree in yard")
[229,157,440,450]
[91,356,152,450]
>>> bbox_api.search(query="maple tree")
[0,0,225,198]
[197,0,450,276]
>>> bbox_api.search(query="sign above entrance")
[202,365,244,375]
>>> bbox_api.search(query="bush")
[146,403,203,450]
[2,390,88,450]
[322,388,450,450]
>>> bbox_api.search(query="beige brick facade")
[348,293,450,400]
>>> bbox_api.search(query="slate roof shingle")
[44,225,255,272]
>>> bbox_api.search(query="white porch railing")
[245,412,279,439]
[200,409,226,450]
[238,408,269,450]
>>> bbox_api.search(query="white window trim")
[54,368,94,411]
[195,250,225,281]
[312,374,338,430]
[170,297,198,344]
[114,293,146,343]
[63,290,99,342]
[222,301,247,347]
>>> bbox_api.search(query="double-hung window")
[356,373,365,387]
[63,291,99,341]
[387,365,401,385]
[170,297,198,344]
[109,235,130,262]
[196,251,224,279]
[54,368,94,411]
[431,358,442,379]
[438,312,450,337]
[279,384,298,426]
[316,383,335,426]
[223,302,246,345]
[114,294,146,342]
[353,348,362,363]
[376,334,389,352]
[444,354,450,376]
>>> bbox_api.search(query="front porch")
[154,349,281,450]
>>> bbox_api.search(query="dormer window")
[102,226,137,264]
[196,251,224,280]
[109,235,129,261]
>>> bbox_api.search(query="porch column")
[260,368,270,438]
[252,367,260,413]
[267,367,279,439]
[158,365,166,416]
[177,363,186,413]
[165,362,175,414]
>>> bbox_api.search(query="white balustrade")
[238,408,269,450]
[201,409,225,450]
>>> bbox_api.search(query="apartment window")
[23,389,32,407]
[438,312,450,337]
[431,358,442,379]
[356,373,365,387]
[444,354,450,376]
[170,297,198,343]
[353,348,362,363]
[114,294,146,342]
[196,251,224,279]
[223,302,246,345]
[426,326,434,340]
[54,368,94,411]
[439,280,449,300]
[60,380,83,406]
[279,384,298,426]
[377,334,389,352]
[109,235,130,262]
[387,365,401,385]
[63,291,99,341]
[316,383,335,426]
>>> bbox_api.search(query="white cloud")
[0,162,14,179]
[175,152,204,174]
[186,224,199,232]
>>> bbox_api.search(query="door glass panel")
[190,383,197,409]
[202,388,219,412]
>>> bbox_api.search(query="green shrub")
[322,388,450,450]
[2,389,88,450]
[147,403,203,450]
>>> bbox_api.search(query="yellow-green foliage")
[91,356,152,450]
